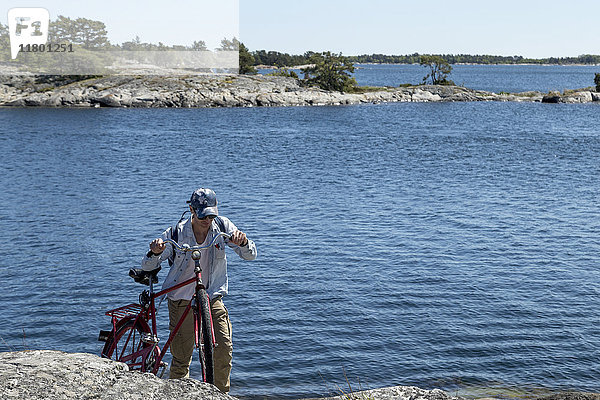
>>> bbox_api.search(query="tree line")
[251,51,600,66]
[350,53,600,65]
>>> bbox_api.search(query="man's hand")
[229,230,248,247]
[149,238,165,255]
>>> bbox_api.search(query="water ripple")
[1,103,599,398]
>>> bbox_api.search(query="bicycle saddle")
[129,267,161,286]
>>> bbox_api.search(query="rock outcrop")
[1,74,580,108]
[541,90,598,104]
[0,74,597,108]
[0,350,465,400]
[0,350,234,400]
[540,393,600,400]
[307,385,463,400]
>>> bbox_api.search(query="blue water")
[263,64,600,94]
[354,64,600,94]
[1,69,600,399]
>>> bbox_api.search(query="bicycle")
[98,232,231,383]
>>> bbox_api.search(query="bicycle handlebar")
[162,232,231,252]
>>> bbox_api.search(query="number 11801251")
[18,43,74,52]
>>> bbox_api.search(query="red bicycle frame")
[103,267,216,375]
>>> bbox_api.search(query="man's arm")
[222,217,257,260]
[230,232,257,260]
[141,228,174,271]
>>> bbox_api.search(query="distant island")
[2,73,599,108]
[251,51,600,68]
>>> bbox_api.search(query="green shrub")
[267,68,298,79]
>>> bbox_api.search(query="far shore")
[257,62,600,68]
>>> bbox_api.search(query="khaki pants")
[167,297,233,393]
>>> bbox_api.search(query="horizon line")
[247,49,600,59]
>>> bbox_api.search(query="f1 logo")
[8,8,50,59]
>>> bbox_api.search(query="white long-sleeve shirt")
[141,216,257,300]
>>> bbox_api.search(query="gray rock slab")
[0,74,598,107]
[539,393,600,400]
[0,350,234,400]
[302,385,463,400]
[562,91,593,103]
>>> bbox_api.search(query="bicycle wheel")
[195,288,214,384]
[101,318,158,373]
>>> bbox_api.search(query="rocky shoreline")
[1,74,599,108]
[1,350,599,400]
[0,350,232,400]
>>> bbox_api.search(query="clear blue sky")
[3,0,599,57]
[239,0,599,58]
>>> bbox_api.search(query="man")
[141,188,257,393]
